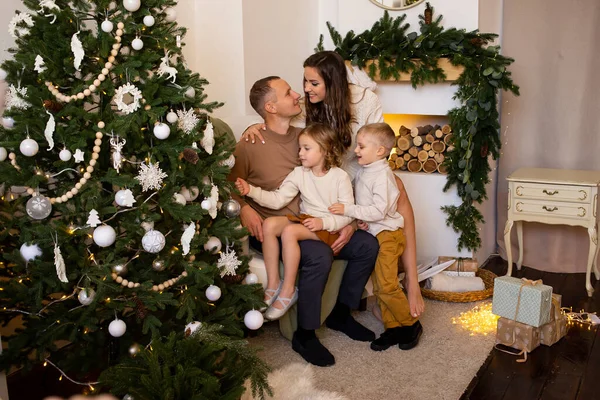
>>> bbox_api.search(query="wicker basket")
[420,268,497,303]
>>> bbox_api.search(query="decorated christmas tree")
[0,0,269,398]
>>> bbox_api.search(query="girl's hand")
[241,123,266,144]
[235,178,250,196]
[303,217,323,231]
[328,203,345,215]
[357,220,369,231]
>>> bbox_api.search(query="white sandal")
[261,281,283,312]
[264,288,298,321]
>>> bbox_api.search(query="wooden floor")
[461,257,600,400]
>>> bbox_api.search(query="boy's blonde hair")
[299,123,343,171]
[358,123,396,157]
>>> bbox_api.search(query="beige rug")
[247,299,495,400]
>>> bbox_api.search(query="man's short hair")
[358,123,397,156]
[249,76,280,118]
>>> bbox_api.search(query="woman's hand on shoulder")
[241,123,267,144]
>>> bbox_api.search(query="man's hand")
[235,178,250,196]
[239,205,264,242]
[241,123,266,144]
[328,203,345,215]
[330,224,355,255]
[302,217,323,232]
[406,279,425,318]
[357,220,369,231]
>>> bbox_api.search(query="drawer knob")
[578,207,586,217]
[543,189,559,196]
[542,206,558,212]
[579,190,588,200]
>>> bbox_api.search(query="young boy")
[329,122,423,351]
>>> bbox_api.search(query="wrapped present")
[438,256,478,273]
[492,276,553,327]
[495,317,541,362]
[540,294,568,346]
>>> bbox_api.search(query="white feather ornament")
[201,120,215,155]
[71,31,85,71]
[181,222,195,256]
[54,242,68,283]
[44,110,55,150]
[208,184,218,219]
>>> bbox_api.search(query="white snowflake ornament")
[114,83,142,114]
[176,108,199,135]
[217,248,242,278]
[135,161,168,192]
[201,120,215,154]
[8,13,34,39]
[5,85,30,110]
[34,55,47,73]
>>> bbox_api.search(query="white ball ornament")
[0,147,6,162]
[200,199,212,210]
[0,68,6,81]
[2,117,14,129]
[166,110,178,123]
[244,310,264,330]
[131,37,144,51]
[153,123,170,140]
[93,225,117,247]
[20,139,39,157]
[122,0,141,12]
[180,186,199,202]
[59,149,72,161]
[115,189,135,207]
[108,318,127,337]
[203,236,221,254]
[244,273,259,285]
[142,230,166,253]
[172,193,186,205]
[143,15,155,27]
[164,7,177,22]
[184,87,195,98]
[205,285,221,301]
[20,243,42,262]
[78,288,96,306]
[101,19,114,33]
[184,321,202,337]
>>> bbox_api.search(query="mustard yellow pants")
[372,229,419,329]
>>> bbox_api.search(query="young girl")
[235,123,354,321]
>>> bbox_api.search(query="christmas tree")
[0,0,269,398]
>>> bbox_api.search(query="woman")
[242,51,424,318]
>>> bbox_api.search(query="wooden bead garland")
[110,270,189,291]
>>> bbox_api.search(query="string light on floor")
[452,302,499,336]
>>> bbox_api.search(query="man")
[229,76,379,367]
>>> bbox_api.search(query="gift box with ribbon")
[495,317,541,362]
[492,276,553,327]
[540,294,568,346]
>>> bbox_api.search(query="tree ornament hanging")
[142,230,166,253]
[201,120,215,154]
[112,263,128,275]
[166,110,178,123]
[157,51,177,83]
[135,161,168,191]
[153,123,170,140]
[0,147,7,162]
[8,12,34,39]
[164,7,177,22]
[34,55,47,73]
[131,36,144,51]
[39,0,60,24]
[114,83,142,114]
[123,0,141,12]
[2,117,14,129]
[110,136,126,173]
[71,31,85,71]
[244,273,259,285]
[20,243,42,262]
[53,240,68,283]
[181,222,195,256]
[424,2,433,24]
[180,186,199,201]
[143,15,155,27]
[217,247,242,278]
[101,19,114,33]
[26,195,52,220]
[219,154,236,169]
[20,138,39,157]
[185,321,202,337]
[5,85,30,110]
[128,343,141,356]
[184,86,195,98]
[177,108,199,134]
[73,148,85,163]
[43,99,63,113]
[205,285,221,301]
[87,209,101,227]
[204,184,219,218]
[244,310,264,330]
[181,148,199,164]
[133,296,149,319]
[93,225,117,247]
[44,110,56,150]
[108,318,127,337]
[203,236,221,254]
[0,68,6,80]
[172,193,186,205]
[59,148,71,161]
[78,288,95,306]
[151,259,166,271]
[222,199,241,218]
[115,189,136,207]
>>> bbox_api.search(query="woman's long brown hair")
[303,51,353,155]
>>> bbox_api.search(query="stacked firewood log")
[388,124,454,174]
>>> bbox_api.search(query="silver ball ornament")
[26,195,52,220]
[142,230,166,253]
[112,263,128,275]
[205,285,221,301]
[108,318,127,337]
[244,310,264,330]
[152,259,166,271]
[244,273,259,285]
[78,288,96,306]
[223,199,241,218]
[203,236,221,254]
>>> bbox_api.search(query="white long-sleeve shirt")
[247,166,355,231]
[344,159,404,236]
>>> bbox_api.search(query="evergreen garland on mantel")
[317,5,520,252]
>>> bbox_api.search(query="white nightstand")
[504,168,600,296]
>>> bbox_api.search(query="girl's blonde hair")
[299,123,344,171]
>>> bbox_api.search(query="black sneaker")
[370,327,403,351]
[292,332,335,367]
[325,313,375,342]
[398,321,423,350]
